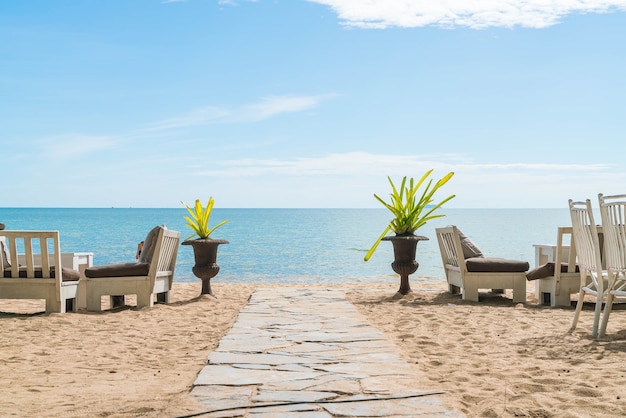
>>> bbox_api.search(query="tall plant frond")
[364,170,455,261]
[181,197,228,240]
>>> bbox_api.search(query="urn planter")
[382,235,429,295]
[182,238,229,296]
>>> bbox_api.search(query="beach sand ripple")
[345,283,626,418]
[1,281,626,417]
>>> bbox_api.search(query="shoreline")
[1,282,625,417]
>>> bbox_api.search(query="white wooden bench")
[0,231,80,313]
[531,227,581,307]
[84,226,180,311]
[435,226,528,303]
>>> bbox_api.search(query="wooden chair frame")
[435,226,526,303]
[568,199,607,337]
[534,227,581,307]
[85,228,180,311]
[0,231,79,313]
[598,193,626,337]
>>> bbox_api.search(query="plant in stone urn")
[181,197,229,296]
[364,170,455,294]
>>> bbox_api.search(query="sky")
[2,0,626,208]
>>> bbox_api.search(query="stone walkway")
[190,288,463,417]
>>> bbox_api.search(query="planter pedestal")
[182,238,229,296]
[382,235,428,295]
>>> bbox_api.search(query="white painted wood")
[84,228,180,311]
[597,193,626,337]
[17,252,93,309]
[435,226,527,303]
[533,227,581,307]
[0,231,79,313]
[568,199,607,337]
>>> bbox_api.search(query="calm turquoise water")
[0,208,572,285]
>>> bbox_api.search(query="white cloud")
[144,94,331,131]
[38,134,116,160]
[192,151,613,178]
[186,152,624,208]
[218,0,258,5]
[244,95,330,121]
[308,0,626,29]
[144,107,231,131]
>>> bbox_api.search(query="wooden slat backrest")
[2,231,61,277]
[598,194,626,273]
[568,200,603,274]
[148,228,180,282]
[435,226,466,273]
[0,231,63,303]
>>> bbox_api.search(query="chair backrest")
[598,193,626,273]
[0,231,63,278]
[555,226,578,274]
[148,228,180,281]
[0,231,64,302]
[435,226,468,274]
[568,199,604,287]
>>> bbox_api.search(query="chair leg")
[598,293,615,338]
[570,289,586,333]
[512,279,527,304]
[136,292,153,308]
[46,297,63,313]
[553,290,572,308]
[591,295,603,338]
[86,293,102,311]
[463,285,479,302]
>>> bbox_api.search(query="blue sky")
[2,0,626,208]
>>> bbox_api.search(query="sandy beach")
[1,281,625,417]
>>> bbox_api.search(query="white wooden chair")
[531,227,581,307]
[435,226,528,303]
[84,226,180,311]
[0,231,80,313]
[597,193,626,337]
[568,199,607,337]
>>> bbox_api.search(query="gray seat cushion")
[465,257,529,273]
[138,225,165,265]
[85,262,150,278]
[526,262,580,281]
[85,225,165,279]
[3,265,81,282]
[449,226,484,259]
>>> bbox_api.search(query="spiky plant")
[181,197,228,241]
[364,170,455,261]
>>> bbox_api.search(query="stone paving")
[190,288,463,417]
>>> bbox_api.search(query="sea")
[0,208,574,286]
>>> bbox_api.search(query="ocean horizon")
[0,207,574,286]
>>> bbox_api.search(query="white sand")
[0,281,624,417]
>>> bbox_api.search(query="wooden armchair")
[597,193,626,337]
[568,199,606,337]
[527,227,581,307]
[84,226,180,311]
[435,226,528,303]
[0,231,81,313]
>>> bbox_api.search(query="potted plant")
[364,170,455,294]
[181,197,229,296]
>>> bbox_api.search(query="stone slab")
[191,288,463,417]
